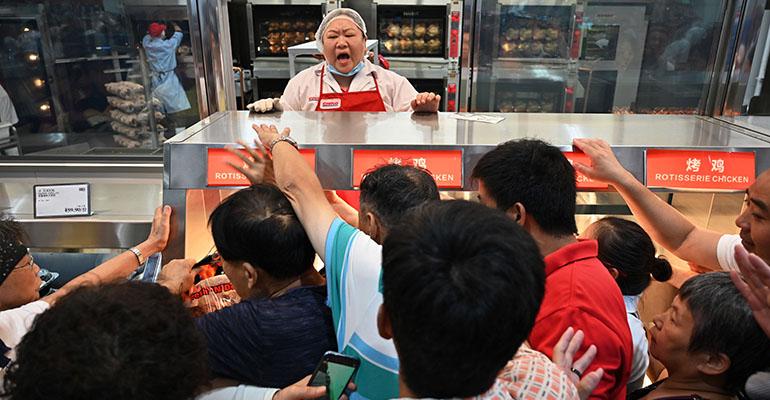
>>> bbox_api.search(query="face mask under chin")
[328,60,365,77]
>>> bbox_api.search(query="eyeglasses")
[13,253,34,272]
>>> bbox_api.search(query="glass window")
[470,0,727,114]
[0,1,201,157]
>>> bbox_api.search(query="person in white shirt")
[0,206,170,380]
[0,83,18,125]
[582,217,674,392]
[573,138,770,272]
[247,8,440,113]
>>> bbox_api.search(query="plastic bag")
[187,274,240,316]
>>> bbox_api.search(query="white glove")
[246,98,282,113]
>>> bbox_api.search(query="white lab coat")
[279,59,418,112]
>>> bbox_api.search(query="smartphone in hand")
[308,351,360,400]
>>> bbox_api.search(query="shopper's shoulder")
[0,300,48,321]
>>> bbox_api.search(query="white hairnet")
[315,8,367,51]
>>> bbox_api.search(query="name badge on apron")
[318,98,342,110]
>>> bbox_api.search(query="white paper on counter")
[447,114,505,124]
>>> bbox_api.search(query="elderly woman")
[0,206,170,380]
[248,8,440,113]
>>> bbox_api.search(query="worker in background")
[142,22,191,136]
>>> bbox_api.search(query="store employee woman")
[248,8,441,113]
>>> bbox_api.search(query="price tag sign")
[34,183,91,218]
[646,149,755,191]
[352,149,464,189]
[207,147,316,187]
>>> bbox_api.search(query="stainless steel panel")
[165,111,770,191]
[189,0,211,117]
[1,168,161,249]
[389,59,450,79]
[198,0,238,113]
[247,3,257,61]
[459,0,474,111]
[705,0,737,116]
[722,0,767,115]
[248,0,329,4]
[717,115,770,139]
[373,0,451,5]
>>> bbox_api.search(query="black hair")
[471,139,578,236]
[0,213,27,244]
[382,200,545,398]
[590,217,672,295]
[2,282,210,400]
[679,272,770,393]
[359,164,440,230]
[209,184,315,280]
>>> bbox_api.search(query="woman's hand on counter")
[411,92,441,113]
[572,138,635,187]
[138,205,172,255]
[227,139,276,185]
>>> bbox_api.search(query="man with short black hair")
[158,184,335,388]
[379,200,545,398]
[472,139,632,400]
[230,127,440,399]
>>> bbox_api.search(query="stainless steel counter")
[161,111,770,259]
[166,111,770,190]
[717,115,770,139]
[1,163,162,249]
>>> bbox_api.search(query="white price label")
[34,183,91,218]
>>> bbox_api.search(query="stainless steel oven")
[351,0,463,111]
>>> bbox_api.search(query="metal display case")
[228,0,342,104]
[162,110,770,259]
[352,0,463,111]
[575,4,647,113]
[472,0,579,113]
[469,0,732,115]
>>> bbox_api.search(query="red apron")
[314,65,386,112]
[316,65,386,209]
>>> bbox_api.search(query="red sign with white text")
[564,152,609,190]
[646,149,755,191]
[207,147,316,187]
[352,149,464,189]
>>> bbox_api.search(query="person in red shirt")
[471,139,633,400]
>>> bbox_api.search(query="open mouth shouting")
[336,51,352,67]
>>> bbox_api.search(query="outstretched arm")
[230,125,337,261]
[573,138,723,270]
[43,205,172,304]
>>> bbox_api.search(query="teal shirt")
[325,218,399,400]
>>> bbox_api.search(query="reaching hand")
[732,245,770,338]
[251,124,290,151]
[226,139,275,185]
[411,92,441,113]
[142,205,172,254]
[572,138,634,186]
[552,327,605,400]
